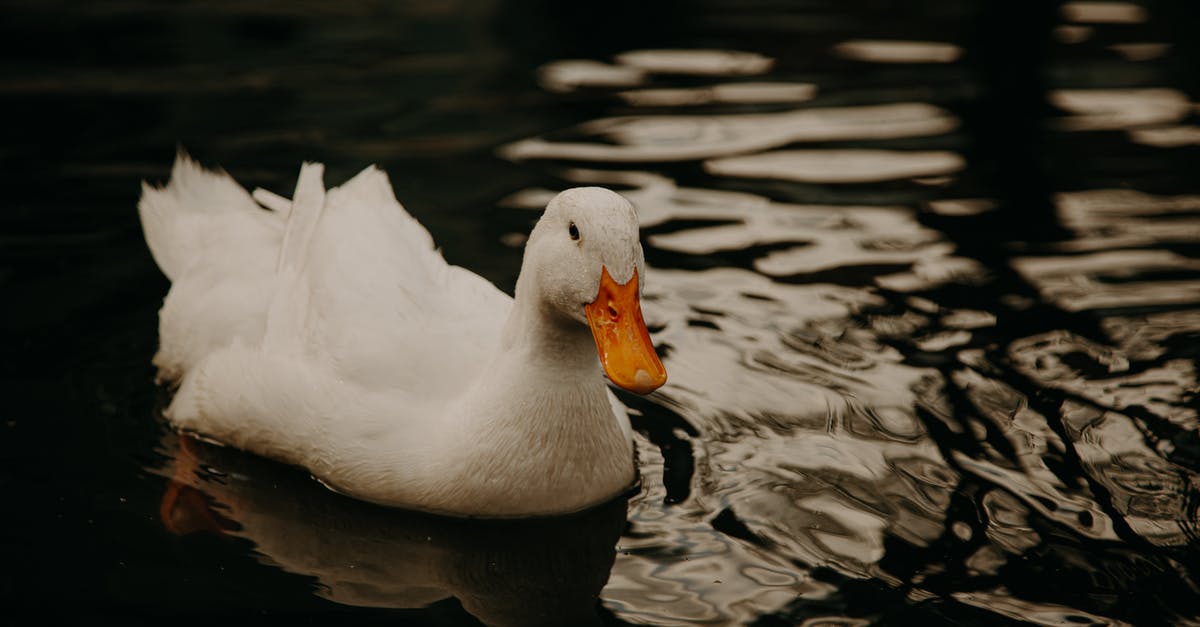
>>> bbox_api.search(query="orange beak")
[584,267,667,394]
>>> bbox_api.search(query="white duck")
[138,154,666,517]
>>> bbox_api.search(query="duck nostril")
[608,304,618,319]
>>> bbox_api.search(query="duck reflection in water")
[156,432,629,627]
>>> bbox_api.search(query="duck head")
[520,187,667,394]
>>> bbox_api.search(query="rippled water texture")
[4,0,1200,624]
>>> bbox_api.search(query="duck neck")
[499,272,604,376]
[453,269,616,438]
[434,273,632,515]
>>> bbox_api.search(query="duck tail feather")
[137,150,261,281]
[275,162,326,273]
[261,162,326,354]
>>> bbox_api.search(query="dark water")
[4,0,1200,624]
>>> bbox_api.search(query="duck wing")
[268,163,512,398]
[141,155,511,400]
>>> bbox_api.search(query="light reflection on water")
[831,40,963,65]
[704,149,966,184]
[1061,2,1148,25]
[500,103,959,163]
[1050,88,1191,131]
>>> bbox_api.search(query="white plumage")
[139,154,663,517]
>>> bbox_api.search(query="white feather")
[139,154,653,517]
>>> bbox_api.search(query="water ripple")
[704,149,966,184]
[831,39,963,64]
[500,103,958,163]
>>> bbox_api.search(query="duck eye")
[568,222,580,241]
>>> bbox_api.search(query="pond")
[4,0,1200,624]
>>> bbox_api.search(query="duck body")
[139,155,664,517]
